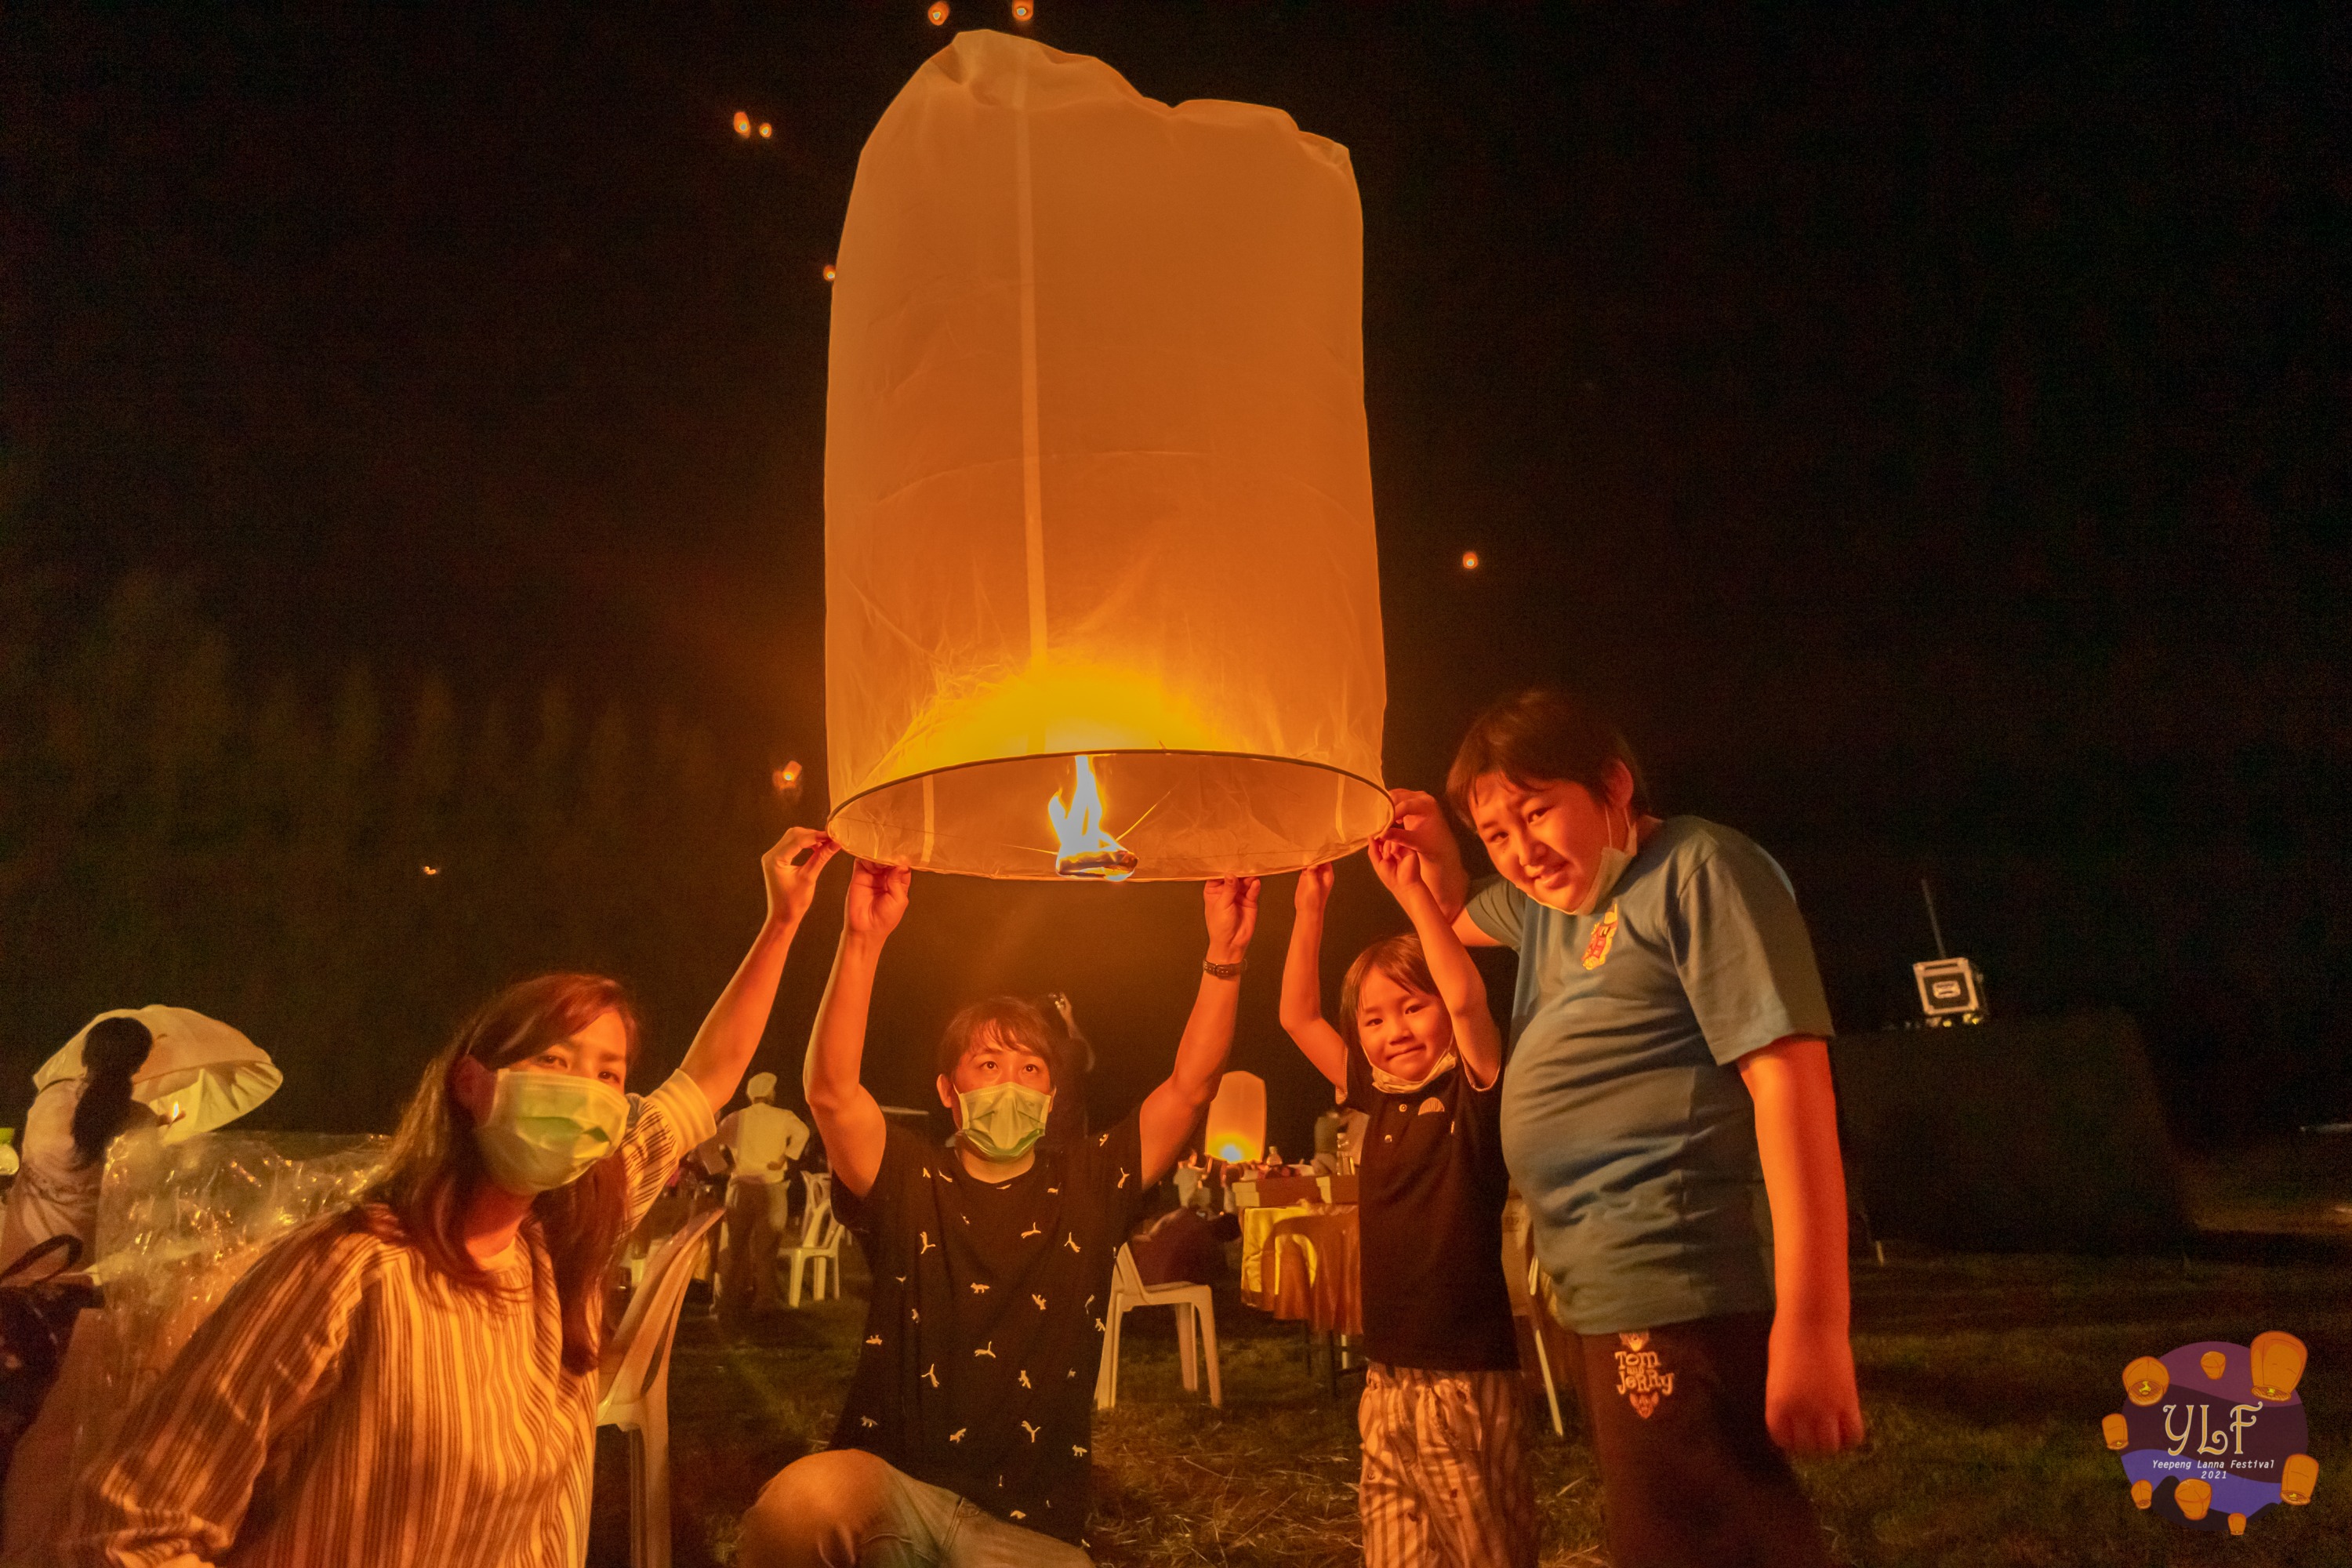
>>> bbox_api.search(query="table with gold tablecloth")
[1238,1200,1360,1338]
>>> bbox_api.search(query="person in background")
[737,861,1260,1567]
[715,1070,812,1323]
[0,1018,158,1270]
[1388,688,1864,1568]
[1281,855,1535,1568]
[38,828,838,1568]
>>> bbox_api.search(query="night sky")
[5,2,2347,1146]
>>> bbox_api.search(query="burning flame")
[1047,754,1137,880]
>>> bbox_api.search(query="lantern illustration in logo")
[2280,1453,2318,1505]
[822,31,1388,880]
[2100,1412,2129,1450]
[2199,1350,2227,1380]
[2175,1478,2212,1521]
[2122,1356,2169,1406]
[2249,1330,2307,1403]
[2130,1479,2153,1510]
[2228,1513,2246,1535]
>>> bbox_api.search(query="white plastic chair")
[779,1174,842,1307]
[597,1207,722,1568]
[1525,1251,1566,1437]
[1094,1242,1221,1410]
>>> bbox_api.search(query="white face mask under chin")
[1539,803,1639,916]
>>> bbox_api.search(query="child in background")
[1389,687,1864,1568]
[1280,848,1534,1568]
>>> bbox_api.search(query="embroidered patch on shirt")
[1613,1330,1675,1418]
[1582,902,1622,971]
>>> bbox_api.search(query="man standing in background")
[716,1071,811,1323]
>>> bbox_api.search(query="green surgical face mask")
[474,1069,630,1196]
[955,1081,1053,1163]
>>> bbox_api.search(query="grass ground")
[592,1231,2351,1567]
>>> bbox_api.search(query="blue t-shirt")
[1466,815,1834,1335]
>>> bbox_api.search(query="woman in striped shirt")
[38,828,840,1568]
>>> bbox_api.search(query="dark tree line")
[1,572,779,1134]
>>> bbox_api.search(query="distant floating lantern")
[822,262,837,281]
[421,864,441,877]
[1461,550,1479,571]
[2100,1412,2128,1450]
[823,31,1388,880]
[1203,1072,1267,1164]
[2249,1330,2307,1402]
[734,111,752,137]
[759,121,774,140]
[2280,1452,2318,1504]
[772,760,804,795]
[928,1,949,22]
[1011,0,1035,18]
[2122,1356,2168,1406]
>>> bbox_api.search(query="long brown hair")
[359,974,641,1375]
[72,1015,155,1166]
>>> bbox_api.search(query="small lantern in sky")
[822,31,1388,880]
[1203,1072,1267,1164]
[734,111,752,138]
[928,2,949,24]
[1461,550,1480,572]
[1012,1,1035,20]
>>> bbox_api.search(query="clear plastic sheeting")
[825,30,1389,880]
[34,1004,281,1142]
[67,1128,387,1483]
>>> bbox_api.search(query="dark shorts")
[1567,1311,1831,1568]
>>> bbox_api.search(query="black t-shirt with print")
[829,1112,1152,1544]
[1345,1047,1521,1371]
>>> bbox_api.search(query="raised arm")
[1277,863,1348,1090]
[1367,836,1504,1089]
[1387,788,1501,948]
[800,859,910,1199]
[677,827,838,1114]
[1138,877,1261,1181]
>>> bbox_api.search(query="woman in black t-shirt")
[1279,846,1536,1568]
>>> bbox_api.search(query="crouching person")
[739,860,1259,1566]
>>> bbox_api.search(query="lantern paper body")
[823,30,1388,879]
[1204,1071,1267,1165]
[34,1006,280,1144]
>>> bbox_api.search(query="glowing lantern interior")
[822,30,1389,880]
[1203,1071,1267,1164]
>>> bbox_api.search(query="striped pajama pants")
[1358,1363,1537,1568]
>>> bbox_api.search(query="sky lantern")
[822,31,1389,880]
[36,1006,280,1143]
[1203,1071,1267,1164]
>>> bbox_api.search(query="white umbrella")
[33,1005,281,1142]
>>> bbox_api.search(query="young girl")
[43,827,838,1568]
[1392,688,1864,1568]
[1280,846,1534,1568]
[0,1016,158,1269]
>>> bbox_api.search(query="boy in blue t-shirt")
[1390,688,1863,1568]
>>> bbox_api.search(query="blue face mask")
[955,1081,1054,1162]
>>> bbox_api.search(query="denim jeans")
[736,1449,1094,1568]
